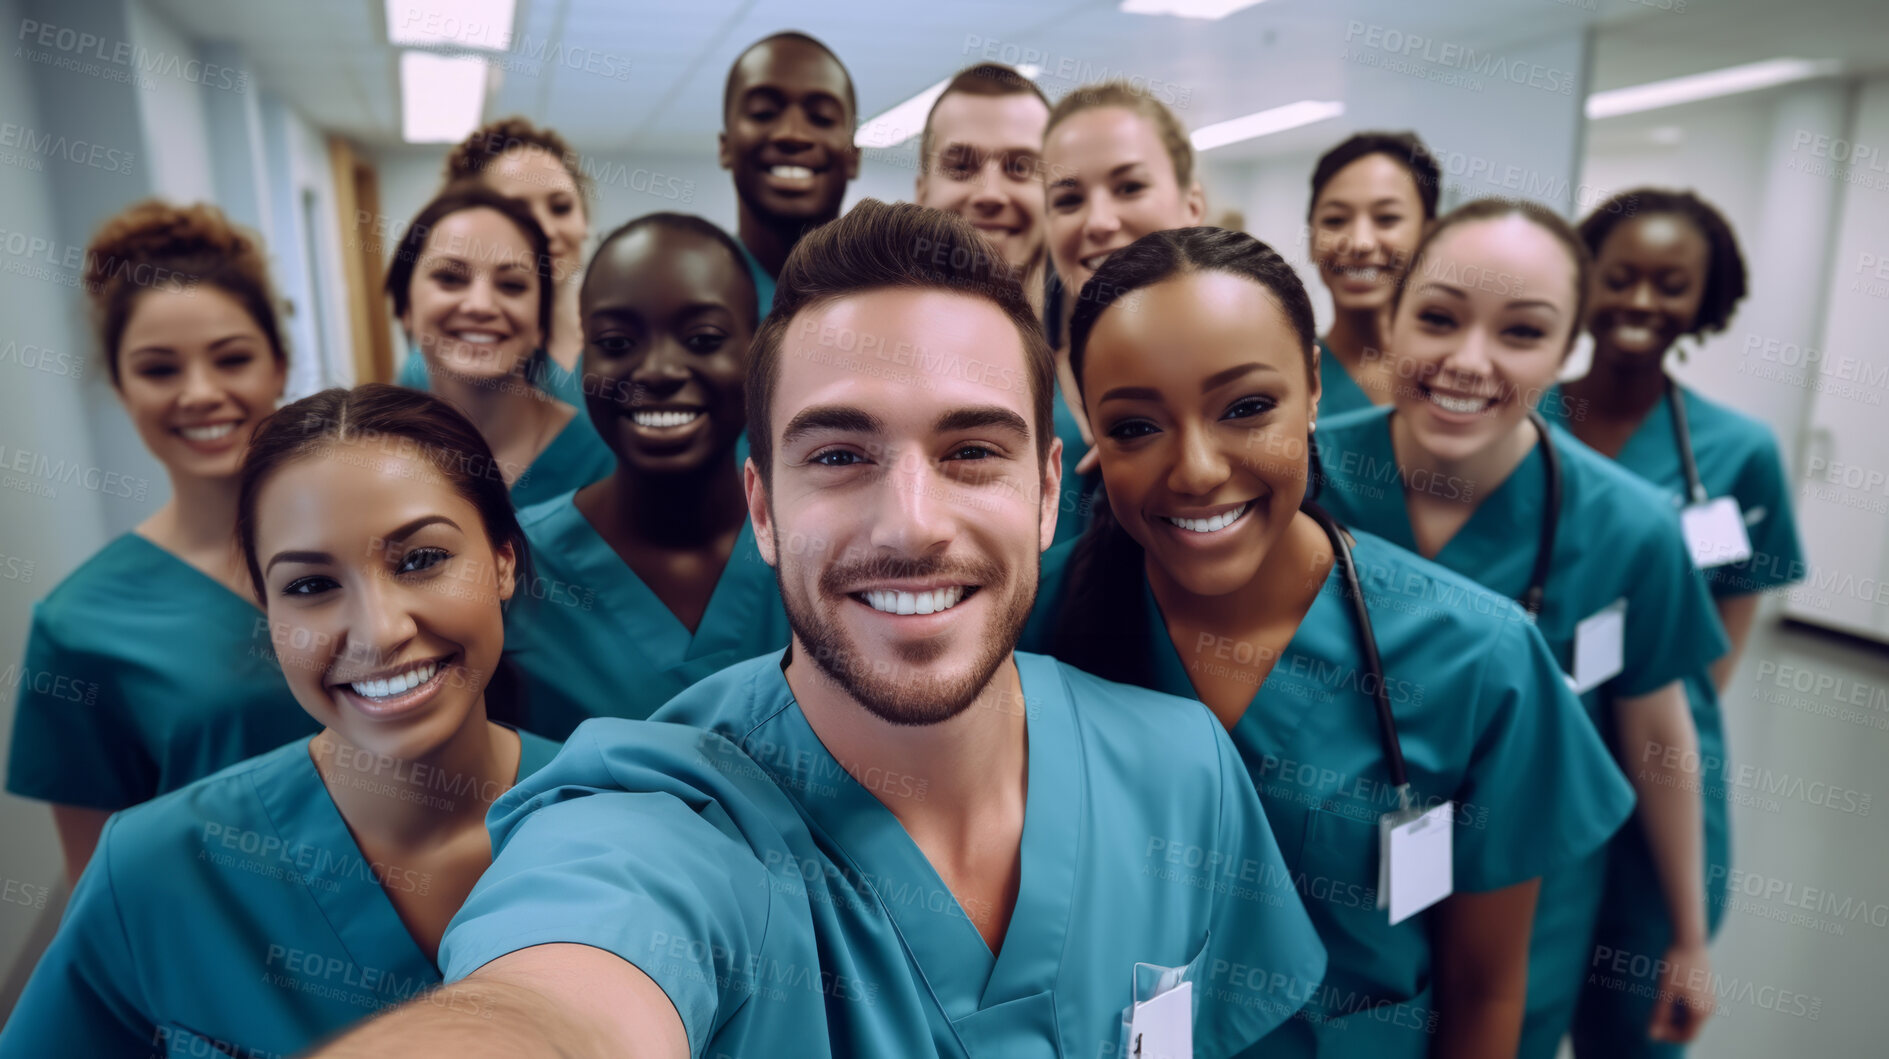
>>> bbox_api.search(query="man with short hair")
[913,63,1051,285]
[312,201,1324,1059]
[720,31,861,315]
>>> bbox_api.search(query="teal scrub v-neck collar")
[741,653,1081,1022]
[1316,337,1378,418]
[1140,557,1349,749]
[251,741,440,984]
[549,499,772,662]
[1347,411,1551,602]
[125,532,261,615]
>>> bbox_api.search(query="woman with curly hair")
[4,201,317,882]
[1545,189,1805,1059]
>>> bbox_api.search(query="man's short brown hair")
[744,199,1056,485]
[919,63,1051,175]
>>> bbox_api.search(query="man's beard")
[774,542,1035,727]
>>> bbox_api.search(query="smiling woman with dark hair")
[384,182,614,509]
[1,385,561,1059]
[1305,130,1441,418]
[1022,224,1630,1059]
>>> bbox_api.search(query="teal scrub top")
[6,534,319,811]
[1540,380,1803,1045]
[1315,407,1729,714]
[442,652,1330,1057]
[1540,380,1807,598]
[503,490,791,740]
[0,727,561,1059]
[1022,532,1635,1058]
[1315,338,1378,420]
[508,411,616,510]
[738,240,778,320]
[1050,378,1098,546]
[1315,406,1728,1057]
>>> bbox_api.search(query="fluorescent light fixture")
[855,65,1043,150]
[1121,0,1269,18]
[386,0,517,51]
[1587,57,1841,120]
[1191,100,1344,151]
[400,51,490,143]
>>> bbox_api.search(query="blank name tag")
[1128,981,1193,1059]
[1681,497,1753,569]
[1569,598,1627,695]
[1377,802,1453,925]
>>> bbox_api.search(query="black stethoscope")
[1665,375,1710,506]
[1302,406,1565,810]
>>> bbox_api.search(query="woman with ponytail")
[1314,198,1728,1056]
[5,201,317,883]
[1021,226,1629,1058]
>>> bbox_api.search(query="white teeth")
[179,422,237,442]
[632,410,702,429]
[348,661,438,700]
[1341,266,1382,281]
[1082,253,1113,271]
[452,331,502,344]
[1428,390,1491,414]
[1614,325,1656,345]
[1163,502,1252,534]
[861,586,967,616]
[770,165,814,179]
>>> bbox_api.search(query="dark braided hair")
[1579,187,1748,335]
[1051,227,1316,687]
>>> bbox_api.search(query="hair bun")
[83,200,261,300]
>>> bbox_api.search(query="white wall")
[1792,75,1889,639]
[124,0,214,204]
[0,0,107,1013]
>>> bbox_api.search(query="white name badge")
[1376,802,1454,925]
[1568,598,1627,695]
[1681,496,1753,569]
[1128,981,1193,1059]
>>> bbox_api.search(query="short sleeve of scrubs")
[1617,503,1729,699]
[7,608,147,809]
[0,816,153,1056]
[1453,614,1637,892]
[439,730,783,1055]
[1716,428,1805,596]
[1197,728,1330,1053]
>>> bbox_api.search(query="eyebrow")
[1050,159,1147,192]
[1099,362,1277,404]
[1318,196,1409,212]
[264,515,462,575]
[781,405,886,448]
[423,253,531,273]
[588,301,733,322]
[742,85,843,109]
[126,334,259,358]
[935,405,1030,440]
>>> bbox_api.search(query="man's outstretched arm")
[305,943,689,1059]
